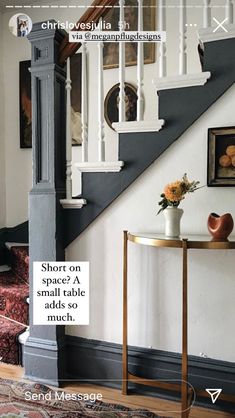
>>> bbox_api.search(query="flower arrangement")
[157,174,201,214]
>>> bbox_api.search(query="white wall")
[66,84,235,363]
[0,11,6,228]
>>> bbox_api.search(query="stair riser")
[0,317,26,365]
[0,246,29,366]
[0,296,29,325]
[10,249,29,284]
[0,347,21,366]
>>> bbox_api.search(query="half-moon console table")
[122,231,235,418]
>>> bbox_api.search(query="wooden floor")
[0,363,234,418]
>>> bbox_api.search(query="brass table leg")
[122,231,128,395]
[182,239,189,418]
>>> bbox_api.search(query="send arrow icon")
[206,389,222,404]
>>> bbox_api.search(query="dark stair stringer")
[64,37,235,246]
[0,222,28,265]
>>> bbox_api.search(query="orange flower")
[164,181,183,202]
[157,174,201,214]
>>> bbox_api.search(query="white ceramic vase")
[163,207,184,238]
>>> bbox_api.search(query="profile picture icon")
[9,14,32,38]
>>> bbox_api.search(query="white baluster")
[226,0,234,24]
[119,0,126,122]
[81,43,88,162]
[158,0,167,77]
[98,21,105,162]
[203,0,211,28]
[179,0,187,75]
[137,0,144,121]
[66,57,72,199]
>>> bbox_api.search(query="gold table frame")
[122,231,235,418]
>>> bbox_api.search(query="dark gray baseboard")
[0,228,7,264]
[0,222,28,265]
[66,335,235,414]
[5,221,28,243]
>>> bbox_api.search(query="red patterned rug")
[0,318,26,364]
[0,378,169,417]
[0,246,29,365]
[0,270,29,324]
[11,246,29,284]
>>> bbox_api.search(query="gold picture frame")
[103,0,156,69]
[208,127,235,186]
[104,82,137,130]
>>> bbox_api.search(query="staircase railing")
[59,0,118,64]
[58,0,234,208]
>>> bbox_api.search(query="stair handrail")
[59,0,118,65]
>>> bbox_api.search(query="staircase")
[7,0,235,248]
[54,0,235,246]
[0,245,29,365]
[63,34,235,246]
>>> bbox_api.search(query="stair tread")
[11,246,29,262]
[5,242,29,249]
[0,270,28,285]
[10,246,29,284]
[0,266,11,272]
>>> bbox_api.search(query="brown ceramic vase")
[207,213,234,240]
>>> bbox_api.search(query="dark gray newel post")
[24,21,67,386]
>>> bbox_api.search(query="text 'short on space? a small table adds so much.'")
[122,232,235,418]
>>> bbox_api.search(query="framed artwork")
[19,54,82,149]
[103,0,156,69]
[207,127,235,186]
[19,60,31,148]
[70,53,82,146]
[104,82,138,130]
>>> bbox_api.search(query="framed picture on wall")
[104,83,138,130]
[103,0,156,69]
[19,60,31,148]
[19,54,82,149]
[70,53,82,146]
[207,127,235,186]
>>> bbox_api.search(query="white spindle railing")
[119,0,126,122]
[226,0,234,24]
[98,22,105,162]
[179,0,187,75]
[137,0,144,121]
[203,0,211,28]
[65,57,72,200]
[65,0,234,204]
[158,0,167,77]
[81,42,88,163]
